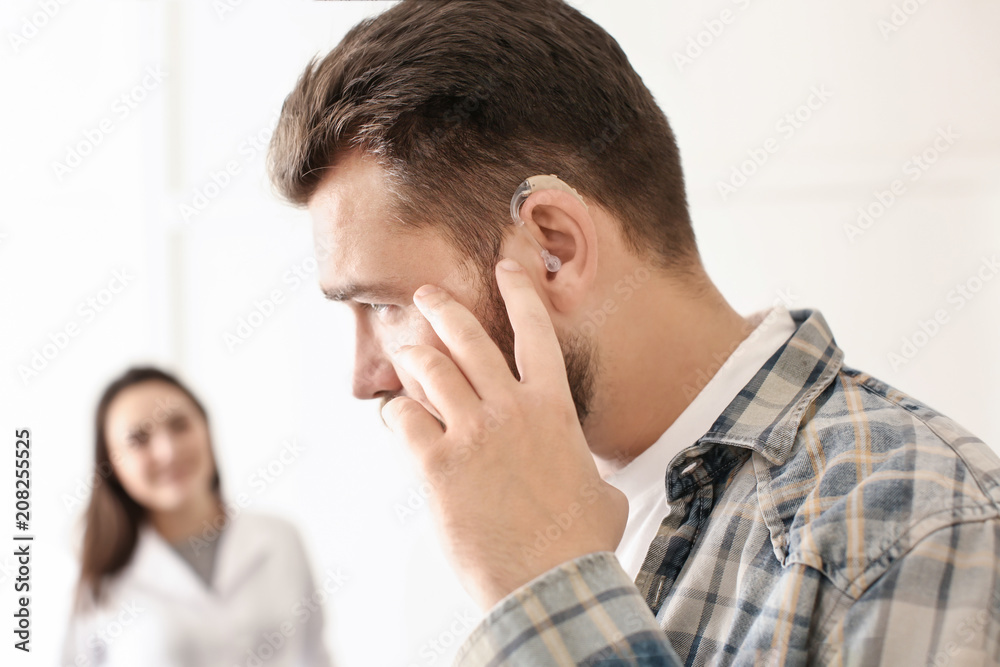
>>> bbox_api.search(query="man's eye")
[361,302,392,316]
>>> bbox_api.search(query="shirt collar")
[666,309,844,499]
[125,506,269,601]
[603,304,795,499]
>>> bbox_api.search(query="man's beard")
[380,268,600,429]
[470,269,600,428]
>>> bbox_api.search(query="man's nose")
[352,332,402,401]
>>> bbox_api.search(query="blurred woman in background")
[61,366,334,667]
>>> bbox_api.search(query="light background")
[1,0,998,665]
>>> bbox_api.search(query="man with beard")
[266,1,1000,664]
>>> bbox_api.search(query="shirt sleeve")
[60,606,103,667]
[818,518,1000,666]
[287,527,336,667]
[300,567,336,667]
[452,551,681,666]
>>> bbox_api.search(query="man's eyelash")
[361,302,391,314]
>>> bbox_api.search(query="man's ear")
[516,188,598,315]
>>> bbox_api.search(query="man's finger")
[411,285,518,400]
[391,344,482,428]
[494,258,568,388]
[382,396,443,455]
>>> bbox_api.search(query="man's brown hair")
[268,0,698,283]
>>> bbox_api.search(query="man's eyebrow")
[321,282,412,303]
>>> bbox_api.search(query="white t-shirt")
[604,305,797,582]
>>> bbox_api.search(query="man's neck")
[586,278,753,478]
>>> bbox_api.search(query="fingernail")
[498,258,522,272]
[414,284,439,298]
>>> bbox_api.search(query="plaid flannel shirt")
[454,309,1000,666]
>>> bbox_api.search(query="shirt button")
[681,459,701,475]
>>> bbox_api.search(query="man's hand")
[381,257,628,610]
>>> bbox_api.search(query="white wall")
[1,1,996,666]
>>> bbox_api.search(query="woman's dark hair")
[76,366,222,606]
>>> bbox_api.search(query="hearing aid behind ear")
[509,174,588,273]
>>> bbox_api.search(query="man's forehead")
[316,235,477,309]
[308,154,418,251]
[306,152,480,300]
[307,151,397,222]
